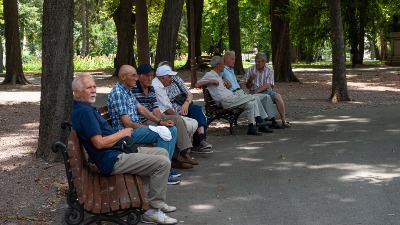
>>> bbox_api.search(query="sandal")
[282,121,291,128]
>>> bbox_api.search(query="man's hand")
[179,102,190,115]
[160,120,174,127]
[120,128,133,136]
[249,72,257,80]
[222,79,231,88]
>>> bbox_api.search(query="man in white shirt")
[195,56,271,135]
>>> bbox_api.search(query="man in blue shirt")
[108,65,181,185]
[71,74,178,224]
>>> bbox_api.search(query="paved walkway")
[166,104,400,225]
[2,68,400,224]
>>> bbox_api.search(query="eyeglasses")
[127,73,138,78]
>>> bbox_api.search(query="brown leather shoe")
[177,154,199,165]
[171,161,194,169]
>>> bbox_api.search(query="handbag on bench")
[116,136,138,154]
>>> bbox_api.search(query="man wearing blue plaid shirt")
[107,65,181,185]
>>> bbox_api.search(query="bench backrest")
[202,87,223,112]
[98,106,112,125]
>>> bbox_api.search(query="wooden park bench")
[197,55,212,71]
[52,121,149,225]
[202,87,244,135]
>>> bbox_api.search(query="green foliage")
[289,0,330,53]
[239,0,270,54]
[22,55,42,72]
[73,55,115,70]
[22,55,115,72]
[19,0,43,55]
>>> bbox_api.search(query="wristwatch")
[185,100,190,104]
[157,119,163,125]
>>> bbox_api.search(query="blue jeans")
[187,103,208,139]
[132,126,177,160]
[250,87,277,103]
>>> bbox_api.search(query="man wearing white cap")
[152,64,213,154]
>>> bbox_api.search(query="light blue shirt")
[221,66,241,91]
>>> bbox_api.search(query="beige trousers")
[111,147,170,209]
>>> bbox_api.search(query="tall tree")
[113,0,135,75]
[185,0,204,68]
[327,0,350,102]
[2,0,29,85]
[270,0,298,82]
[136,0,150,65]
[154,0,184,68]
[37,0,75,161]
[227,0,245,74]
[0,36,3,73]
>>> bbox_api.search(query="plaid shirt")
[244,64,274,91]
[131,80,158,123]
[166,76,190,112]
[107,81,141,131]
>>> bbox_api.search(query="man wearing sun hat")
[132,64,199,169]
[152,64,213,154]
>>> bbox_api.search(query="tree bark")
[227,0,245,75]
[0,35,3,73]
[327,0,350,102]
[136,0,150,65]
[358,0,367,64]
[270,0,298,82]
[185,0,204,69]
[37,0,75,162]
[113,0,135,76]
[154,0,184,68]
[2,0,29,85]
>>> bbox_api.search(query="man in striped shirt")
[244,53,291,128]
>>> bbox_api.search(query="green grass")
[21,55,388,74]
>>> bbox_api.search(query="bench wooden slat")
[116,174,131,209]
[108,175,120,211]
[100,176,110,213]
[135,175,149,210]
[83,166,94,211]
[125,175,141,208]
[92,172,101,214]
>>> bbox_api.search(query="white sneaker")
[200,139,212,149]
[142,209,178,224]
[159,203,177,213]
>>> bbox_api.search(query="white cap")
[156,65,178,77]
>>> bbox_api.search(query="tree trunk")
[112,0,135,76]
[270,0,298,82]
[185,0,204,69]
[37,0,75,162]
[81,0,87,57]
[380,29,387,60]
[154,0,184,68]
[327,0,350,102]
[358,0,367,64]
[136,0,150,65]
[0,35,3,73]
[2,0,29,85]
[227,0,245,75]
